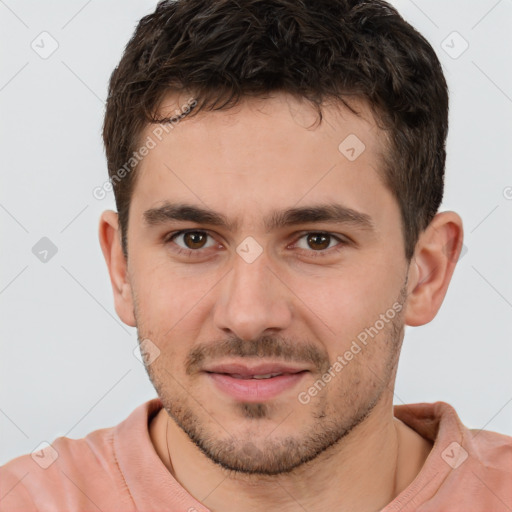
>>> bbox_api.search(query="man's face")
[126,94,410,474]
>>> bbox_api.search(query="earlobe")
[404,211,464,327]
[98,210,136,327]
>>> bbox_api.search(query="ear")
[98,210,136,327]
[404,211,464,327]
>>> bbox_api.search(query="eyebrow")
[143,202,375,232]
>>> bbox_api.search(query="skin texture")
[99,93,463,511]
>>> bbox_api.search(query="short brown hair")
[103,0,448,260]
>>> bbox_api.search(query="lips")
[204,362,306,377]
[230,372,283,380]
[204,362,308,402]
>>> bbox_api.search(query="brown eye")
[306,233,331,250]
[169,230,217,253]
[182,231,208,249]
[292,232,347,257]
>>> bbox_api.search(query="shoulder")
[0,404,154,512]
[466,423,512,479]
[391,401,512,511]
[0,426,129,512]
[395,400,512,465]
[0,463,37,512]
[0,399,164,511]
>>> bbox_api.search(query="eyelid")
[165,229,221,249]
[165,229,347,245]
[290,231,349,254]
[164,229,349,258]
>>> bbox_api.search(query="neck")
[149,397,432,512]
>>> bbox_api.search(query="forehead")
[130,93,395,231]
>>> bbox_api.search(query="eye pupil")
[184,231,207,249]
[307,233,330,250]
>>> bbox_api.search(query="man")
[1,0,510,510]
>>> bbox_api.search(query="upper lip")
[203,362,309,377]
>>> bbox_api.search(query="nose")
[213,247,293,341]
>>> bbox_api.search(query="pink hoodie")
[1,399,511,511]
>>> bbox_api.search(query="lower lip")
[207,372,307,402]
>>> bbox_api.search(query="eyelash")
[164,230,349,259]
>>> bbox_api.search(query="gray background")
[1,0,511,465]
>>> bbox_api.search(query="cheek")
[131,260,223,362]
[289,257,402,351]
[133,256,211,319]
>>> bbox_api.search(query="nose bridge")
[213,248,292,340]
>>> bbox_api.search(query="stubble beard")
[138,287,406,476]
